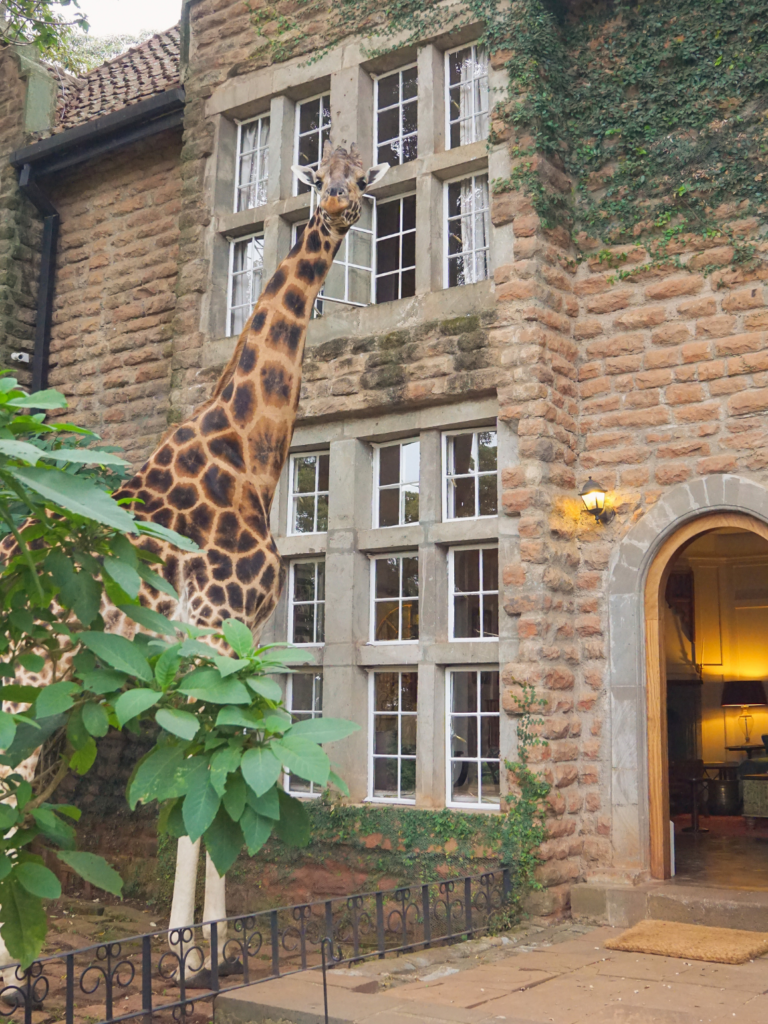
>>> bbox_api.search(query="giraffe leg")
[168,837,205,978]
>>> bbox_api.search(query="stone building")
[2,0,768,917]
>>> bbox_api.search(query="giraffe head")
[292,141,389,229]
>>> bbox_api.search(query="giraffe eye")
[356,176,368,189]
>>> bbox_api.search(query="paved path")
[215,922,768,1024]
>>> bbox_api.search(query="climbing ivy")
[247,0,768,258]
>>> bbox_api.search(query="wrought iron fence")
[0,867,511,1024]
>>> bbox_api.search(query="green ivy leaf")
[57,851,123,896]
[78,633,152,682]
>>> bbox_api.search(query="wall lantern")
[579,479,614,525]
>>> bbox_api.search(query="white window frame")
[441,427,498,522]
[374,192,417,305]
[446,667,501,810]
[293,194,375,312]
[227,231,264,338]
[444,42,489,151]
[447,544,499,642]
[287,450,330,536]
[443,172,491,289]
[373,63,418,167]
[372,437,420,529]
[288,559,326,647]
[293,91,332,196]
[234,114,270,213]
[369,551,419,645]
[285,672,323,798]
[367,670,418,805]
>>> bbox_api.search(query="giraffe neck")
[209,207,348,508]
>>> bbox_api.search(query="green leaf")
[289,718,359,743]
[241,746,281,797]
[119,604,179,637]
[35,681,77,718]
[44,448,128,467]
[70,736,97,774]
[0,804,19,830]
[30,807,75,847]
[210,745,242,797]
[212,655,247,678]
[0,711,16,751]
[15,862,61,899]
[240,806,273,856]
[182,773,221,842]
[156,708,199,741]
[7,389,67,410]
[137,520,200,552]
[16,654,45,673]
[53,804,81,821]
[0,684,40,704]
[222,619,254,658]
[179,679,251,705]
[128,745,191,809]
[0,877,47,968]
[203,807,244,876]
[215,706,263,730]
[136,562,179,599]
[328,770,349,797]
[103,556,141,600]
[10,466,137,532]
[222,773,246,821]
[82,702,109,738]
[245,784,280,820]
[79,669,127,695]
[271,736,329,786]
[0,714,64,768]
[178,637,215,658]
[0,439,45,464]
[245,676,283,702]
[56,851,123,896]
[78,632,152,682]
[0,856,12,881]
[155,645,182,688]
[274,790,310,848]
[114,688,160,727]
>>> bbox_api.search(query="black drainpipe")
[9,87,185,391]
[18,164,58,392]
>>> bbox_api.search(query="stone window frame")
[265,399,516,814]
[287,449,330,536]
[285,671,324,798]
[445,666,501,810]
[371,436,420,529]
[447,544,500,643]
[367,668,419,805]
[369,551,420,645]
[441,426,498,522]
[227,230,264,338]
[288,558,326,647]
[234,113,270,213]
[205,20,513,346]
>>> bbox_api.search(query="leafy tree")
[0,0,88,51]
[42,28,155,76]
[0,374,356,969]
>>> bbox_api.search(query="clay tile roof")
[54,25,180,133]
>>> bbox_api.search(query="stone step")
[572,880,768,933]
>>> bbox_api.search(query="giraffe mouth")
[323,196,350,216]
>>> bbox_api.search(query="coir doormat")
[604,919,768,964]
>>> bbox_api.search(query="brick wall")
[0,45,38,388]
[46,131,182,465]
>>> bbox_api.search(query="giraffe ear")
[360,163,389,191]
[292,164,321,189]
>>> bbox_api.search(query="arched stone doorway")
[606,476,768,881]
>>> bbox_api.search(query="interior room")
[666,527,768,888]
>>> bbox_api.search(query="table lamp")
[721,680,768,743]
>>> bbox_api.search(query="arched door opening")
[645,513,768,886]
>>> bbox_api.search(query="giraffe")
[0,142,389,989]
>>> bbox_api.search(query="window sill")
[429,519,498,546]
[445,801,501,813]
[358,525,423,552]
[283,648,323,666]
[365,797,417,806]
[280,534,328,557]
[359,644,420,667]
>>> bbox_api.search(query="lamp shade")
[721,680,768,707]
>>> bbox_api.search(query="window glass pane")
[292,604,315,644]
[293,562,316,602]
[454,595,480,638]
[375,673,399,711]
[401,672,418,712]
[374,715,398,753]
[401,717,417,756]
[401,135,418,162]
[375,558,400,599]
[402,485,419,524]
[478,474,497,517]
[402,102,417,137]
[452,434,474,475]
[375,601,400,641]
[453,549,479,593]
[401,269,416,298]
[377,73,400,109]
[292,675,315,711]
[402,557,418,597]
[379,445,400,486]
[318,453,330,491]
[402,67,418,99]
[483,594,498,638]
[480,671,499,711]
[374,759,398,794]
[453,477,476,518]
[316,495,329,533]
[401,442,419,483]
[401,600,419,640]
[477,431,497,470]
[482,547,498,587]
[452,672,476,712]
[377,200,401,238]
[378,141,400,167]
[294,456,317,493]
[401,231,416,270]
[293,496,315,534]
[377,236,399,276]
[378,106,400,143]
[402,194,416,232]
[379,488,400,528]
[316,561,326,601]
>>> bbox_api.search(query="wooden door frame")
[644,511,768,878]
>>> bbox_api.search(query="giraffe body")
[0,144,388,989]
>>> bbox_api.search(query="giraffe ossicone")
[0,142,389,994]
